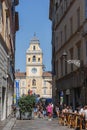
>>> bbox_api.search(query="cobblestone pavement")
[0,116,15,130]
[12,118,74,130]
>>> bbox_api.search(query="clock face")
[31,68,37,74]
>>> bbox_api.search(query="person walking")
[46,103,53,121]
[33,103,38,118]
[43,105,47,118]
[55,104,60,118]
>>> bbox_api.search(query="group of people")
[33,102,53,120]
[54,103,87,129]
[36,102,87,129]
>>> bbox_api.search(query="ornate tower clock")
[26,34,43,96]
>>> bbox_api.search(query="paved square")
[12,118,74,130]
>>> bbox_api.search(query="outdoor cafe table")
[59,112,84,130]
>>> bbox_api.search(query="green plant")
[18,95,35,114]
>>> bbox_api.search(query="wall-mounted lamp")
[62,51,67,57]
[62,51,81,67]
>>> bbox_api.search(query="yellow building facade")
[15,35,52,98]
[26,35,43,95]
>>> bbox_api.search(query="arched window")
[28,58,30,62]
[32,55,36,62]
[38,58,40,62]
[33,46,36,50]
[32,79,36,86]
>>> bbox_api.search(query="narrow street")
[12,118,73,130]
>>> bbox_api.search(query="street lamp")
[62,50,67,57]
[62,51,81,68]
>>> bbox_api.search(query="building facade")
[14,72,26,105]
[26,36,43,95]
[0,0,19,121]
[49,0,87,109]
[15,35,52,99]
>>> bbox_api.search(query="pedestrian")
[33,103,38,118]
[43,105,47,118]
[55,104,59,118]
[13,105,16,117]
[38,104,43,118]
[46,103,53,121]
[83,105,87,130]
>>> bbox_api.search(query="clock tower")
[26,34,43,95]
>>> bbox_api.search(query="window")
[64,0,68,10]
[55,2,58,11]
[70,48,73,71]
[28,58,30,62]
[60,31,62,45]
[44,88,46,95]
[22,81,25,87]
[32,55,36,62]
[56,35,58,48]
[58,0,60,5]
[56,60,58,77]
[77,44,81,60]
[33,46,36,50]
[44,81,46,86]
[6,14,9,36]
[70,17,73,35]
[77,7,80,28]
[22,89,24,95]
[38,58,40,62]
[65,57,67,75]
[64,25,67,42]
[32,79,36,86]
[60,57,63,76]
[61,4,63,17]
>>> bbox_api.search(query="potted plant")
[18,94,35,119]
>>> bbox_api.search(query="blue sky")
[15,0,52,72]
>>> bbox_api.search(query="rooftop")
[42,71,52,77]
[30,33,40,44]
[15,72,26,78]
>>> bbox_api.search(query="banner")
[15,80,20,105]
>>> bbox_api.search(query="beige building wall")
[0,0,19,121]
[19,79,26,96]
[42,72,52,98]
[49,0,87,106]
